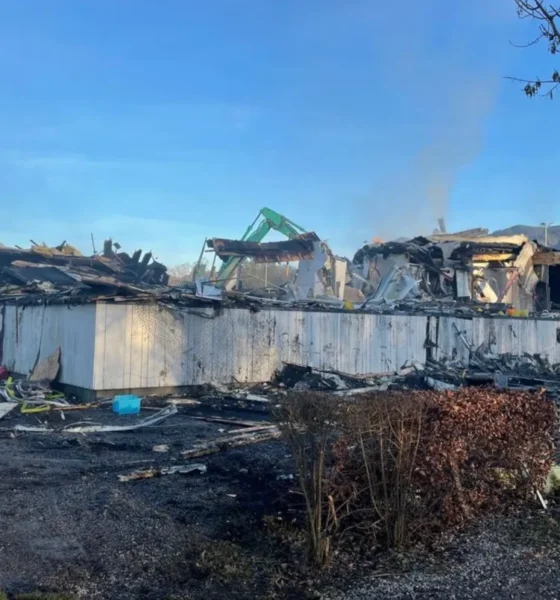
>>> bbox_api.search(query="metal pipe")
[193,238,207,281]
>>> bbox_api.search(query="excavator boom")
[214,207,307,288]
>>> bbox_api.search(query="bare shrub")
[330,393,425,549]
[275,392,340,566]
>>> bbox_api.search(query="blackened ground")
[0,401,560,599]
[0,402,310,600]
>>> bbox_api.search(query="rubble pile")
[0,239,170,303]
[424,353,560,397]
[274,352,560,398]
[352,230,546,313]
[1,212,560,316]
[198,215,560,314]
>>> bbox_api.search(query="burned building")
[352,230,560,313]
[205,234,349,303]
[1,222,560,400]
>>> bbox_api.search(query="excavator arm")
[215,207,306,288]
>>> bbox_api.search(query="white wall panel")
[433,316,473,365]
[1,304,95,388]
[92,304,429,389]
[5,301,559,394]
[472,316,560,362]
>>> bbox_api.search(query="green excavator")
[214,207,308,289]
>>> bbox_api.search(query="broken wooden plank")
[29,347,61,382]
[118,463,207,482]
[0,403,17,420]
[184,415,264,428]
[237,393,271,403]
[142,399,201,410]
[333,387,377,397]
[472,253,516,262]
[181,428,281,459]
[533,251,560,265]
[152,444,169,453]
[228,424,277,434]
[168,398,201,406]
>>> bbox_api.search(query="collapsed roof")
[0,238,349,311]
[3,224,560,315]
[0,241,169,302]
[351,230,556,312]
[207,233,320,263]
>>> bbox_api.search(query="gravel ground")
[325,512,560,600]
[1,400,560,599]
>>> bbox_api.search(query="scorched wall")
[0,304,96,388]
[91,303,428,390]
[2,302,560,394]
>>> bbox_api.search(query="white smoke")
[350,0,518,241]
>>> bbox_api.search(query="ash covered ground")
[0,399,559,600]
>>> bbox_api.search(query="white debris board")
[0,403,17,420]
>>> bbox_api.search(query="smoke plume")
[354,0,516,241]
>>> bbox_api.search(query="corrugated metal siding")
[1,304,96,388]
[93,304,429,389]
[472,317,560,362]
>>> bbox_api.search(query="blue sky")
[0,0,558,264]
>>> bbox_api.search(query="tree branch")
[534,0,560,41]
[512,1,559,98]
[509,33,545,48]
[506,76,558,83]
[505,76,560,99]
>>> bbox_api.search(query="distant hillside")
[492,225,560,249]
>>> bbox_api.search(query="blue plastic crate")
[112,394,141,415]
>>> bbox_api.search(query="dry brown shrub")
[414,388,555,527]
[276,388,556,565]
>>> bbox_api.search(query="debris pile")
[199,211,560,314]
[275,362,422,394]
[1,210,560,316]
[0,239,169,302]
[274,352,560,398]
[352,230,546,312]
[0,378,69,412]
[424,352,560,397]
